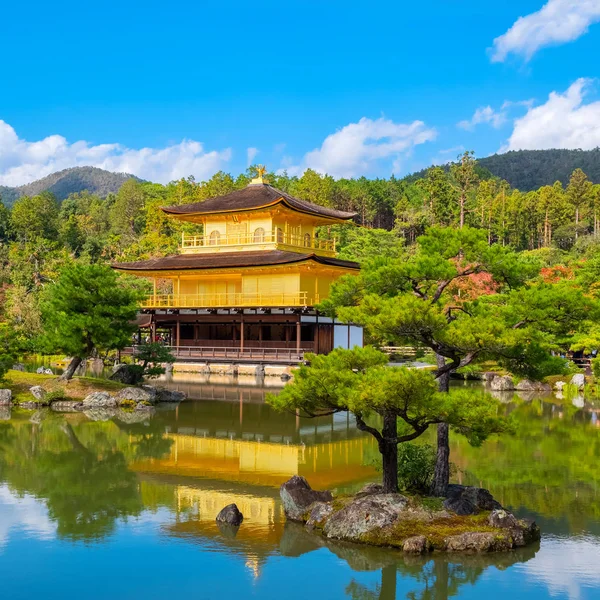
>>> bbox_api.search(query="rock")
[482,372,498,385]
[112,363,126,374]
[571,373,585,389]
[36,367,44,374]
[44,368,53,375]
[216,503,244,526]
[305,502,334,530]
[446,531,512,553]
[134,402,155,411]
[0,389,12,405]
[490,376,515,391]
[110,364,143,385]
[155,388,186,403]
[356,483,384,497]
[50,401,83,412]
[443,484,502,516]
[516,379,537,391]
[280,476,333,522]
[0,406,11,420]
[140,385,159,401]
[115,387,155,405]
[11,363,25,372]
[509,519,541,547]
[323,493,409,541]
[82,391,117,408]
[572,395,585,408]
[402,535,432,554]
[488,509,519,529]
[29,386,47,404]
[115,408,155,424]
[554,380,566,391]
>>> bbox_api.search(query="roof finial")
[250,165,268,185]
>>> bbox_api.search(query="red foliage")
[448,271,499,302]
[540,266,574,283]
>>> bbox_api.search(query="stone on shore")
[0,389,12,405]
[446,531,512,553]
[216,503,244,526]
[110,364,143,385]
[516,380,551,392]
[155,388,186,403]
[50,400,83,412]
[115,387,155,405]
[443,484,502,516]
[305,502,334,530]
[571,373,585,389]
[323,493,409,541]
[82,391,117,409]
[488,509,518,528]
[280,475,333,521]
[356,483,384,497]
[402,535,432,554]
[11,363,25,372]
[490,376,515,391]
[29,386,48,404]
[554,380,566,390]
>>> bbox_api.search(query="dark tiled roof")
[113,250,360,272]
[161,183,357,221]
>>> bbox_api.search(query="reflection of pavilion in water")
[133,393,378,489]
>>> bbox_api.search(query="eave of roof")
[112,250,360,272]
[161,183,357,222]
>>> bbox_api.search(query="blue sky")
[1,0,600,185]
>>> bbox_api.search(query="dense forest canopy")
[2,152,600,351]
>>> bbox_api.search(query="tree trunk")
[432,354,451,497]
[459,194,465,229]
[59,356,83,381]
[380,410,399,493]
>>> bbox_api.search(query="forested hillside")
[478,149,600,191]
[0,166,140,206]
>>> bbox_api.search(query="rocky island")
[280,476,540,554]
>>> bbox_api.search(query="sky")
[1,0,600,186]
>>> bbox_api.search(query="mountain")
[0,166,141,206]
[478,149,600,191]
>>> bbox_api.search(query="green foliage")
[39,263,141,359]
[592,357,600,379]
[135,343,176,378]
[396,443,437,494]
[0,324,18,381]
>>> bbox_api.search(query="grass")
[3,369,126,404]
[359,511,501,550]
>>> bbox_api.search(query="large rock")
[554,380,567,391]
[11,363,25,372]
[488,509,518,529]
[482,372,498,385]
[0,406,10,420]
[490,376,515,391]
[516,380,552,392]
[446,531,512,553]
[356,483,384,497]
[403,535,432,554]
[110,364,143,385]
[216,503,244,526]
[155,388,186,403]
[50,401,83,412]
[280,476,333,522]
[82,391,117,408]
[29,386,48,404]
[305,502,334,531]
[323,494,409,541]
[115,387,155,405]
[509,519,541,547]
[0,389,12,405]
[571,373,586,389]
[443,484,502,516]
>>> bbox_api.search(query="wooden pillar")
[315,312,320,354]
[240,317,244,350]
[176,319,180,348]
[151,320,156,342]
[153,278,157,304]
[296,318,301,354]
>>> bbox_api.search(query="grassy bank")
[3,370,126,404]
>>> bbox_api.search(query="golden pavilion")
[113,170,362,362]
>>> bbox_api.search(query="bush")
[592,357,600,379]
[45,390,75,404]
[397,443,437,494]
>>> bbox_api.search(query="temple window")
[209,230,221,245]
[303,233,311,247]
[253,227,265,243]
[276,227,284,243]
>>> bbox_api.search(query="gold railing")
[181,231,336,253]
[141,291,318,308]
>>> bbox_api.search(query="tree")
[567,168,593,239]
[450,151,479,229]
[0,323,18,381]
[268,347,508,493]
[10,192,59,241]
[322,226,593,495]
[39,264,141,380]
[110,179,146,238]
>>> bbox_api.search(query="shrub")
[592,357,600,380]
[397,443,437,494]
[45,390,75,404]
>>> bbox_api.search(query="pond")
[0,376,599,599]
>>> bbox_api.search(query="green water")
[0,378,599,599]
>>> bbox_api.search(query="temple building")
[113,170,362,362]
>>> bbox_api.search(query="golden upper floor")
[162,178,356,257]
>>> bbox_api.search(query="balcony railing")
[181,231,336,254]
[142,291,319,309]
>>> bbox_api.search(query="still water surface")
[0,376,599,599]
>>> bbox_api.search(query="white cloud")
[286,117,437,178]
[504,78,600,151]
[458,106,507,131]
[0,120,232,187]
[491,0,600,62]
[246,147,259,166]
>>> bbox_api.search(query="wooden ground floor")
[127,309,363,363]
